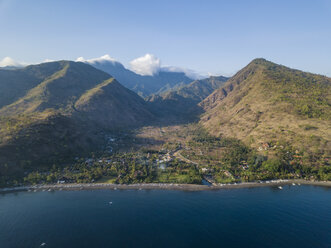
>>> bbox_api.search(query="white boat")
[40,243,46,247]
[278,186,283,190]
[109,201,113,205]
[292,183,296,186]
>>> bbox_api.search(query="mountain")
[84,58,194,96]
[146,76,228,121]
[0,62,67,109]
[0,66,23,70]
[0,61,154,176]
[200,58,331,156]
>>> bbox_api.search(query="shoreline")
[1,179,331,193]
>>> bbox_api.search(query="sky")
[0,0,331,77]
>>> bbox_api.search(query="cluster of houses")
[155,153,173,170]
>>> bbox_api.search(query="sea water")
[0,185,330,248]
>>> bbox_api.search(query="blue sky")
[0,0,330,76]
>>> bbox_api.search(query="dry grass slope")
[200,58,331,156]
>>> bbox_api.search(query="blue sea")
[0,185,330,248]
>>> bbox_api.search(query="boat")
[292,183,296,186]
[40,243,46,247]
[278,186,283,190]
[109,201,113,205]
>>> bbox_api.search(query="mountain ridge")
[146,75,228,121]
[200,58,331,156]
[0,61,154,175]
[84,58,194,96]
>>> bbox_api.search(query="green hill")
[0,61,154,178]
[0,62,67,109]
[200,59,331,162]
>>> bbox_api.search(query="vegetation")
[18,152,201,186]
[2,124,328,188]
[0,58,330,188]
[0,61,154,178]
[262,60,331,120]
[178,128,330,183]
[200,58,331,158]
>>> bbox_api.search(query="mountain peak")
[246,58,279,69]
[250,58,268,64]
[200,59,331,155]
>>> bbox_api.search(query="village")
[16,123,329,187]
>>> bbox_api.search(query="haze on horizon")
[0,0,331,77]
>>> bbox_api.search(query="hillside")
[0,62,69,109]
[0,61,154,177]
[147,76,228,121]
[85,59,193,96]
[200,59,331,159]
[74,78,154,128]
[0,61,153,125]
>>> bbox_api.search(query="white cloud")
[129,54,161,76]
[76,54,118,64]
[0,53,204,79]
[0,57,23,67]
[129,53,203,79]
[161,66,203,80]
[43,59,55,63]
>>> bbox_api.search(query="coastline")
[1,179,331,193]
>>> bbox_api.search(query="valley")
[0,58,330,188]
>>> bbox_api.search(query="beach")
[1,179,330,193]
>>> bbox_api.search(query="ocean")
[0,185,330,248]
